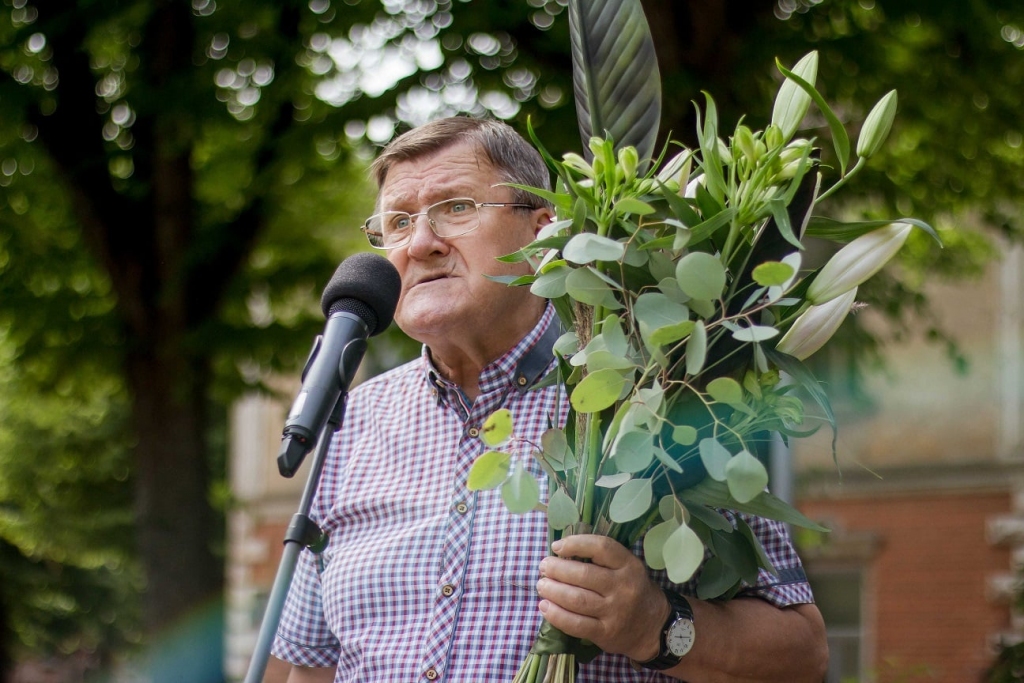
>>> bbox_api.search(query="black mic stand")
[241,393,347,683]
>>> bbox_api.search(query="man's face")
[380,140,550,351]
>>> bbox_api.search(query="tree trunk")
[126,344,224,682]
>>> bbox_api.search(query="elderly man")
[268,117,828,682]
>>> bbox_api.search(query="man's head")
[370,117,553,212]
[367,117,555,375]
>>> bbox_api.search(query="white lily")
[806,222,912,305]
[776,288,858,360]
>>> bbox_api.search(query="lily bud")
[776,288,858,360]
[734,125,758,162]
[657,149,692,186]
[806,222,912,305]
[617,146,639,182]
[764,124,784,151]
[562,152,595,178]
[856,90,898,159]
[772,51,819,140]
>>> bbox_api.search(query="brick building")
[225,244,1024,682]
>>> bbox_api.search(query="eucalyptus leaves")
[471,50,937,682]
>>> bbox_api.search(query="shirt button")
[441,584,455,597]
[517,375,528,387]
[455,502,469,515]
[467,427,480,438]
[425,668,439,680]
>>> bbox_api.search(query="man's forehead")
[378,143,499,202]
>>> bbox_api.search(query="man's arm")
[536,534,828,683]
[262,656,335,683]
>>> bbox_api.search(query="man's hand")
[535,534,669,662]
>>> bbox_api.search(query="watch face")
[666,618,695,657]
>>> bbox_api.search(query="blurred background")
[1,1,1023,681]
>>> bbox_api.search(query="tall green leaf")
[568,0,662,168]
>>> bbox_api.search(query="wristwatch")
[637,590,695,670]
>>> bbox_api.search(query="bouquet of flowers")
[466,5,938,682]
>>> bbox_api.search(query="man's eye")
[391,215,411,230]
[449,202,470,214]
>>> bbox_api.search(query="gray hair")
[369,117,553,210]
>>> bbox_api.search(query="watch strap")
[637,590,694,671]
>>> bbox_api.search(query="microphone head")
[320,252,402,336]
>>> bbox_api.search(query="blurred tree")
[1,0,1023,678]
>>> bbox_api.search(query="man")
[268,117,828,682]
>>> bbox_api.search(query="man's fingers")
[537,597,603,640]
[550,534,634,569]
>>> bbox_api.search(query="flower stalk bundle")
[469,49,939,683]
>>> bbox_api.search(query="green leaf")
[600,314,629,356]
[768,198,804,250]
[699,437,731,482]
[596,472,632,488]
[634,292,689,330]
[752,261,796,287]
[565,267,623,309]
[530,266,570,299]
[657,179,702,228]
[731,324,779,343]
[609,477,653,523]
[663,522,706,583]
[708,528,761,585]
[570,368,627,413]
[735,516,777,575]
[805,216,942,247]
[611,428,656,473]
[695,555,743,600]
[547,488,581,530]
[683,503,734,532]
[541,428,572,471]
[676,252,726,301]
[502,461,541,514]
[765,349,838,462]
[706,377,743,405]
[650,321,695,346]
[481,408,514,447]
[563,233,626,264]
[467,451,512,491]
[615,196,656,216]
[685,320,707,376]
[688,207,737,245]
[679,479,829,532]
[567,0,661,169]
[643,518,680,571]
[725,450,769,503]
[672,425,698,446]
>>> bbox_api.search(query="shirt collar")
[423,304,561,404]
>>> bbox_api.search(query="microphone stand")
[241,394,346,683]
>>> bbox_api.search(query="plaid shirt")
[272,305,814,682]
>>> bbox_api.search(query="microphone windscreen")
[320,252,402,336]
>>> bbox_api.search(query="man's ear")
[531,207,556,238]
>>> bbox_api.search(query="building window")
[808,568,863,683]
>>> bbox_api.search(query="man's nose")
[405,212,444,252]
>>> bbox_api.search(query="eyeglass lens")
[365,199,480,248]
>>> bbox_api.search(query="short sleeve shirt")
[271,305,814,682]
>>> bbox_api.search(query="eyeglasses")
[361,197,536,249]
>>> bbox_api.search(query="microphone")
[277,252,402,477]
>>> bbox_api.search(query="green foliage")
[471,48,924,679]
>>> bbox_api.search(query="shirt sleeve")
[270,546,341,668]
[730,511,814,606]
